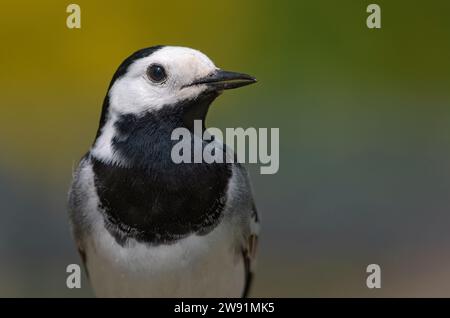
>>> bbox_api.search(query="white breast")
[85,216,245,297]
[72,156,248,297]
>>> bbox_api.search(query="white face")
[91,46,219,165]
[108,46,219,116]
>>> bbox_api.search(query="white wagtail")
[68,46,259,297]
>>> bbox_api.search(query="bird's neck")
[92,92,219,170]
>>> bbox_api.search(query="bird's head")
[92,45,256,165]
[99,45,256,128]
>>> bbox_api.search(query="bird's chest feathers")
[92,111,231,246]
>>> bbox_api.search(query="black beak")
[187,69,257,91]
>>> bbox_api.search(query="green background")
[1,0,450,296]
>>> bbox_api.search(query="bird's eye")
[146,64,167,83]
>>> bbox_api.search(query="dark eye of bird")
[147,64,167,83]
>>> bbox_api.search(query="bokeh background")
[1,0,450,297]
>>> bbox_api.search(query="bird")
[68,45,259,297]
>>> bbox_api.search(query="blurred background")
[1,0,450,297]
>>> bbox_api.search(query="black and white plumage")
[68,46,259,297]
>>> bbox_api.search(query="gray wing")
[229,163,260,298]
[242,202,259,298]
[68,154,93,277]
